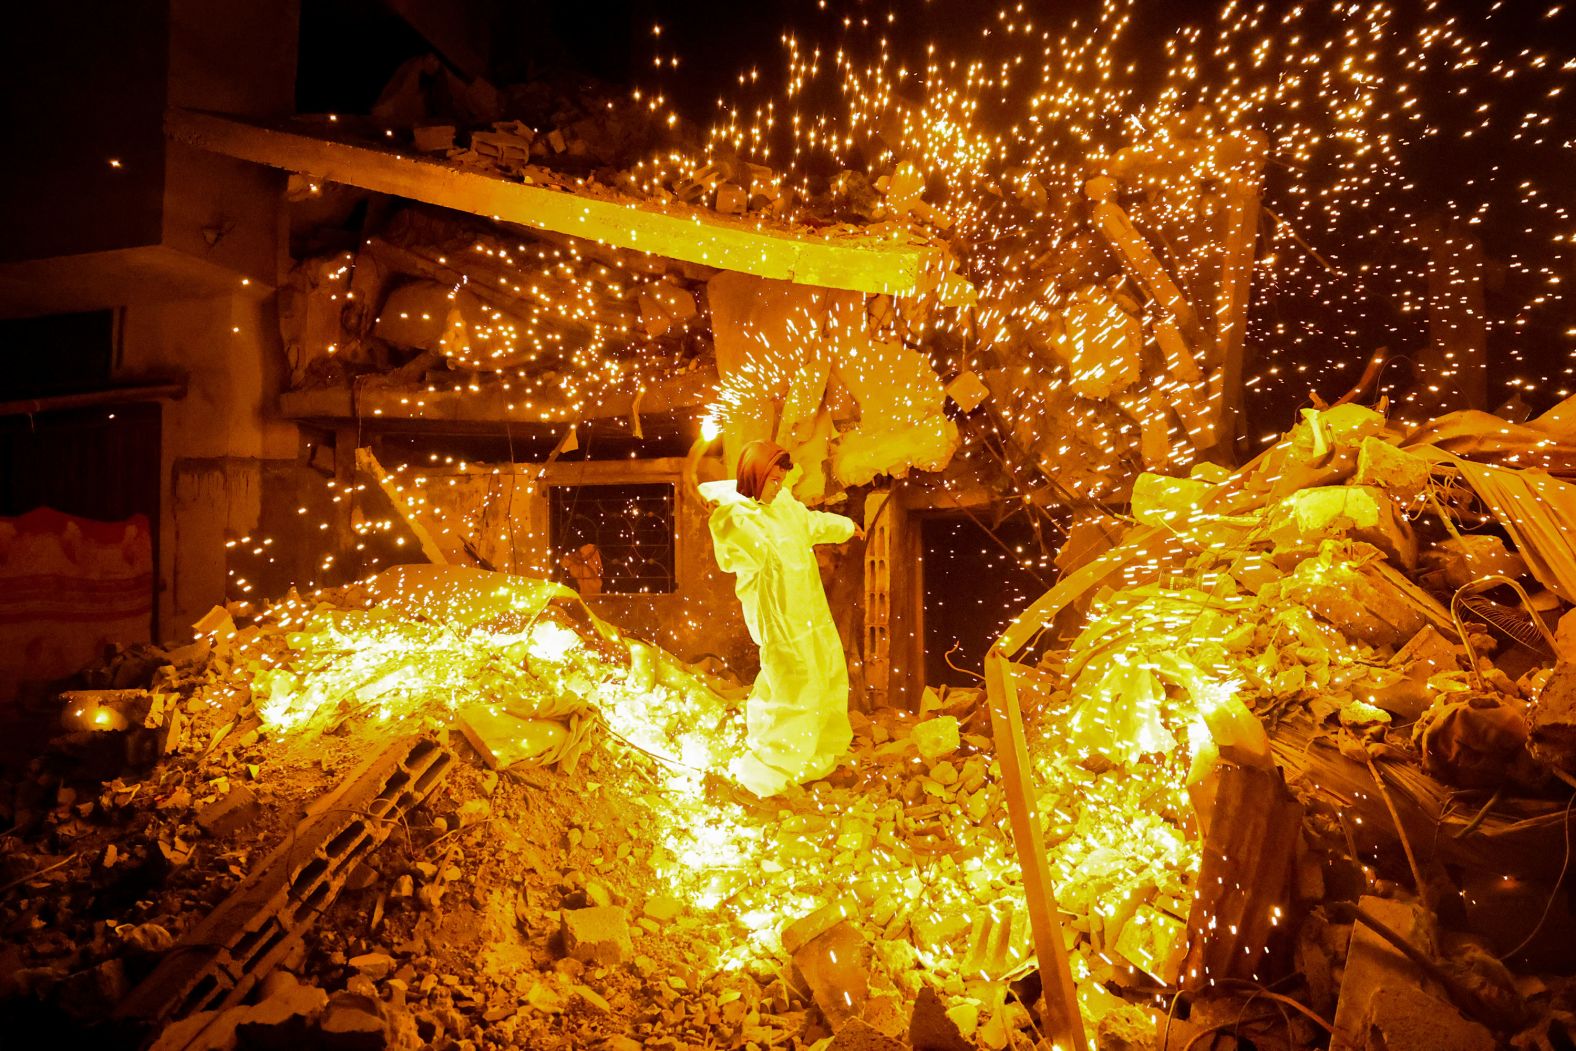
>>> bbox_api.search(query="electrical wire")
[1498,787,1576,962]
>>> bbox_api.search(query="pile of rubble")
[1017,397,1576,1049]
[6,398,1576,1050]
[0,562,1206,1051]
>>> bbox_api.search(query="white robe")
[702,479,855,796]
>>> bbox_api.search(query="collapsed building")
[2,4,1574,1051]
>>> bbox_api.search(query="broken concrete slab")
[1330,896,1437,1051]
[1424,533,1529,590]
[1354,436,1432,501]
[172,109,946,296]
[319,991,388,1051]
[910,716,960,763]
[1354,984,1497,1051]
[234,972,328,1051]
[782,899,860,956]
[347,952,395,981]
[1130,472,1217,529]
[560,906,632,965]
[1281,545,1429,649]
[454,704,568,770]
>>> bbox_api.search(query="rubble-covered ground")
[0,566,1200,1051]
[7,401,1576,1051]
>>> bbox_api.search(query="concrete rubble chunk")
[1557,609,1576,662]
[781,898,859,956]
[1528,661,1576,775]
[910,717,960,762]
[348,952,396,981]
[319,991,388,1051]
[909,985,974,1051]
[1282,544,1428,649]
[235,972,329,1050]
[560,905,632,965]
[196,784,260,838]
[1424,533,1528,590]
[1354,436,1432,501]
[1265,485,1417,569]
[826,1016,906,1051]
[1131,472,1216,528]
[791,919,872,1029]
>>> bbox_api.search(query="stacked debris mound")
[1,562,1213,1051]
[1024,396,1576,1049]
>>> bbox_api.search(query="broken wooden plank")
[356,447,450,565]
[167,108,944,295]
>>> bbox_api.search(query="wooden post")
[985,651,1087,1051]
[863,490,897,708]
[979,527,1173,1050]
[1213,131,1268,461]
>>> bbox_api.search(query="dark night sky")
[295,0,1575,415]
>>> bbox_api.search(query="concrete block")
[235,972,328,1051]
[1424,534,1528,590]
[910,716,960,762]
[411,125,455,153]
[347,952,395,981]
[1331,897,1437,1051]
[1283,549,1427,649]
[1114,904,1187,984]
[1131,472,1215,528]
[714,182,747,214]
[782,899,860,956]
[944,370,990,413]
[454,705,567,770]
[560,906,632,965]
[1356,984,1496,1051]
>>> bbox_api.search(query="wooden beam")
[355,448,450,565]
[168,108,943,296]
[278,367,715,428]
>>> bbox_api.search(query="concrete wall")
[403,457,757,673]
[119,293,300,632]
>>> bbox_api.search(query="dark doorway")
[920,513,1049,687]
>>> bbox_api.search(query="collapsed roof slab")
[277,365,714,431]
[168,108,944,296]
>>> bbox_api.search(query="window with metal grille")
[548,483,676,595]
